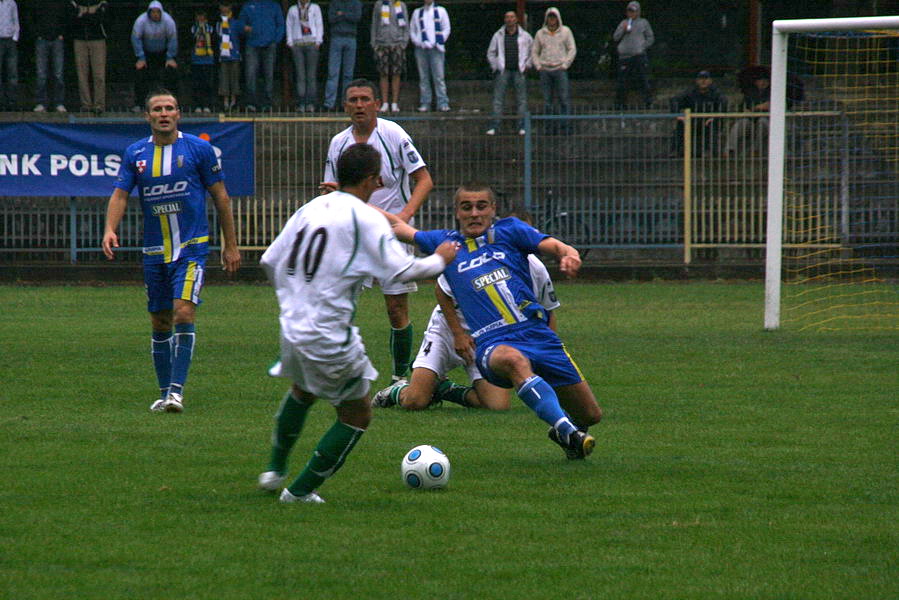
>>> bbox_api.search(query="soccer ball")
[401,445,450,490]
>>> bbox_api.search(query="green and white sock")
[434,379,474,408]
[266,391,311,475]
[288,420,365,496]
[389,324,414,379]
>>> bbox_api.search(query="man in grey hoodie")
[131,1,178,112]
[532,7,575,132]
[613,0,653,108]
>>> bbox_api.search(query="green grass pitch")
[1,281,896,599]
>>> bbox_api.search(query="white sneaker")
[33,104,46,112]
[417,104,429,112]
[194,107,203,113]
[162,392,184,413]
[149,398,166,412]
[279,489,325,504]
[390,103,400,113]
[518,129,526,136]
[258,471,287,491]
[379,102,389,112]
[438,105,451,112]
[202,107,211,113]
[485,128,496,136]
[55,105,67,113]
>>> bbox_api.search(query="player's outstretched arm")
[372,205,419,243]
[538,237,582,278]
[208,181,242,273]
[102,188,130,260]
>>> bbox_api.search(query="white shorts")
[363,241,419,295]
[268,336,378,405]
[411,325,482,383]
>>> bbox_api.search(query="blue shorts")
[143,255,207,313]
[475,323,585,389]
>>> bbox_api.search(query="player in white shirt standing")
[321,78,434,385]
[258,143,456,504]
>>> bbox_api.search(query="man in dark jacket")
[241,0,285,111]
[322,0,361,111]
[71,0,108,113]
[670,70,727,156]
[32,0,67,112]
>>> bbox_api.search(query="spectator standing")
[71,0,108,114]
[32,0,67,112]
[286,0,323,112]
[371,0,409,113]
[486,10,532,136]
[216,1,243,112]
[241,0,285,111]
[322,0,361,111]
[131,1,178,113]
[531,6,575,133]
[190,9,216,113]
[0,0,18,111]
[613,0,654,108]
[669,70,727,156]
[410,0,450,112]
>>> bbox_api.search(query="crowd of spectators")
[0,0,786,148]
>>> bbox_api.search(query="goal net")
[764,16,899,331]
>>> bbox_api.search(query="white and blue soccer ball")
[401,445,451,490]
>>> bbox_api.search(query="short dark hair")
[503,206,533,225]
[337,144,382,187]
[144,89,179,111]
[344,78,380,101]
[453,182,496,205]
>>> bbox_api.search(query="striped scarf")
[192,23,214,59]
[218,16,232,58]
[381,0,405,27]
[419,5,444,50]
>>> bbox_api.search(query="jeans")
[0,38,18,109]
[489,69,527,131]
[324,36,356,108]
[414,47,448,109]
[290,44,320,107]
[35,37,65,106]
[539,69,570,129]
[244,43,277,107]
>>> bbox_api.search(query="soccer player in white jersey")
[102,90,241,414]
[321,78,434,384]
[258,143,457,504]
[373,252,560,411]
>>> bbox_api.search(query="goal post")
[764,16,899,330]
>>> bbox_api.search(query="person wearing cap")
[669,70,727,156]
[612,0,654,108]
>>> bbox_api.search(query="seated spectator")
[216,1,243,112]
[669,70,726,156]
[725,73,770,156]
[32,0,67,112]
[410,0,450,112]
[531,7,576,133]
[241,0,285,112]
[190,8,216,113]
[286,0,323,112]
[371,0,409,113]
[131,1,178,112]
[71,0,109,114]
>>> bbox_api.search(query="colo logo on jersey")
[472,266,511,291]
[458,250,506,272]
[151,201,183,216]
[143,181,189,198]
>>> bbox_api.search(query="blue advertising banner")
[0,122,255,196]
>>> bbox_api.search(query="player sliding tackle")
[384,183,602,459]
[257,143,458,503]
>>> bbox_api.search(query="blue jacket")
[329,0,362,39]
[131,0,178,60]
[241,0,285,48]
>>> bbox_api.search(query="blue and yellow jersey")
[414,217,551,340]
[114,132,224,264]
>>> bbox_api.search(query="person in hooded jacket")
[131,0,178,112]
[612,0,653,108]
[531,7,575,133]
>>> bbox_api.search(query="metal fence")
[2,107,897,266]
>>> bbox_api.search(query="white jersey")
[433,254,560,337]
[261,191,418,360]
[323,118,427,215]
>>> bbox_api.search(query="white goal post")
[764,15,899,330]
